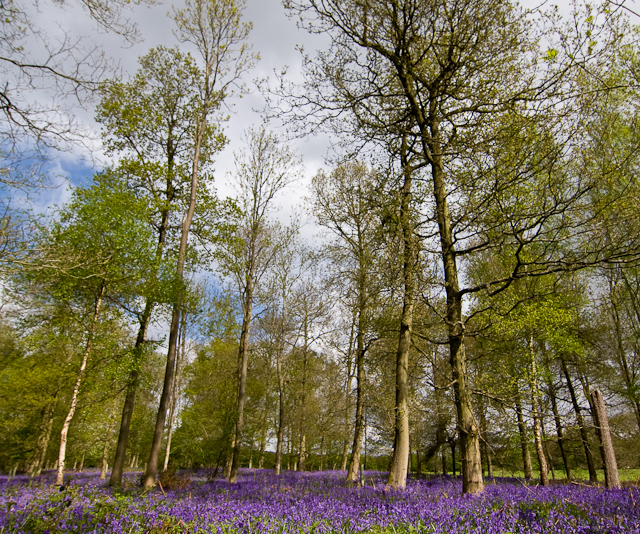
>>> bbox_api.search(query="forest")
[2,0,640,531]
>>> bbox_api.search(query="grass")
[487,467,640,483]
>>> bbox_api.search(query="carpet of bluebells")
[1,469,639,533]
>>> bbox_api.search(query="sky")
[18,0,630,232]
[24,0,596,218]
[31,0,331,235]
[25,0,332,345]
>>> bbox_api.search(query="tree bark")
[110,282,155,485]
[387,322,410,487]
[99,437,109,480]
[274,349,286,475]
[541,421,555,480]
[591,389,621,489]
[515,389,533,479]
[478,399,492,478]
[442,447,447,476]
[298,322,309,472]
[142,109,204,488]
[449,437,457,477]
[223,432,234,479]
[561,356,598,483]
[401,56,483,494]
[345,327,365,484]
[229,267,255,483]
[163,315,184,472]
[56,282,105,486]
[529,336,548,486]
[340,325,356,471]
[387,144,416,489]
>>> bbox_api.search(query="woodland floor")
[1,469,639,533]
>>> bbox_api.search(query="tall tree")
[290,270,331,472]
[260,224,303,475]
[218,126,300,483]
[24,174,154,485]
[311,161,381,484]
[141,0,255,488]
[97,46,210,487]
[283,0,637,493]
[386,141,423,488]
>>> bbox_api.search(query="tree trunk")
[541,422,555,480]
[387,311,411,488]
[100,438,109,480]
[529,336,548,486]
[163,317,183,472]
[142,112,204,488]
[229,281,253,483]
[417,93,483,494]
[547,374,571,480]
[28,399,56,477]
[298,328,309,472]
[109,358,141,486]
[340,439,349,471]
[274,292,287,476]
[478,401,491,478]
[345,328,365,484]
[442,447,447,476]
[515,389,533,479]
[340,325,356,472]
[387,149,416,489]
[56,282,105,486]
[110,159,174,486]
[298,434,306,472]
[591,389,621,489]
[142,301,181,487]
[449,438,456,477]
[258,395,269,469]
[274,358,285,475]
[561,356,598,483]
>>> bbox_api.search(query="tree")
[289,265,332,472]
[141,0,255,489]
[260,225,307,475]
[97,45,214,487]
[19,173,154,485]
[172,291,240,471]
[311,161,382,483]
[282,0,637,493]
[384,143,423,488]
[217,126,301,483]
